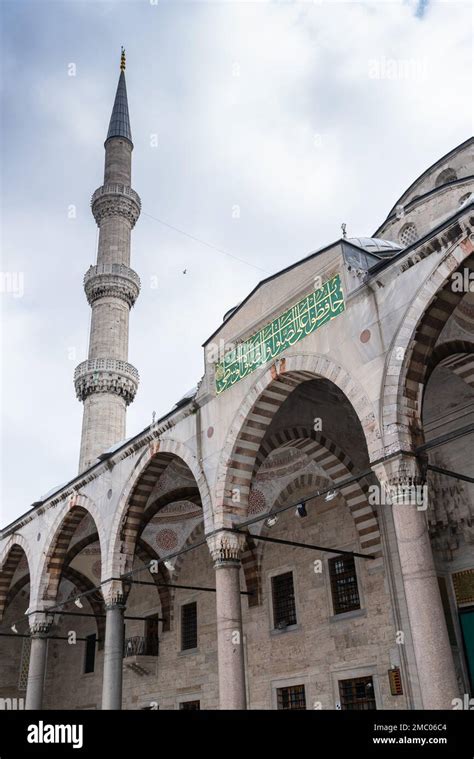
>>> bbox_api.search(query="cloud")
[0,0,471,525]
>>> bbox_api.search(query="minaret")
[75,49,141,471]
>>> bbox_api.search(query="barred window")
[399,222,418,246]
[329,555,360,614]
[84,633,96,674]
[181,602,197,650]
[339,676,376,710]
[179,700,200,710]
[272,571,297,629]
[277,685,306,710]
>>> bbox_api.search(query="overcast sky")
[0,0,472,527]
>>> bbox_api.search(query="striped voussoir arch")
[44,506,93,601]
[119,453,176,563]
[120,484,202,576]
[0,543,29,620]
[398,252,474,446]
[225,371,318,511]
[254,427,382,561]
[427,340,474,389]
[273,472,329,511]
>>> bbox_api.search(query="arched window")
[399,222,418,246]
[435,168,457,187]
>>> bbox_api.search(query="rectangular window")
[339,676,376,710]
[181,602,197,651]
[84,633,96,674]
[277,685,306,710]
[272,571,297,629]
[179,700,200,710]
[329,555,360,614]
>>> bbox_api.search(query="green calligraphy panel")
[215,273,345,394]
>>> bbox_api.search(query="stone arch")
[424,339,474,390]
[253,428,381,559]
[272,472,330,513]
[216,354,381,524]
[108,439,212,580]
[36,494,106,603]
[381,238,474,453]
[0,536,33,620]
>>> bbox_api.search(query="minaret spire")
[106,49,132,145]
[74,53,141,471]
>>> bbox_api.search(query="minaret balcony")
[84,263,141,307]
[91,183,141,227]
[74,358,139,405]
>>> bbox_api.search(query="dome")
[223,302,241,321]
[347,237,402,257]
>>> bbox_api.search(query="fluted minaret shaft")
[75,53,141,472]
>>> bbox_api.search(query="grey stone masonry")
[76,64,141,472]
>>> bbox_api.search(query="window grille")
[339,676,376,710]
[329,555,361,614]
[399,222,418,246]
[277,685,306,710]
[272,572,297,629]
[181,602,197,650]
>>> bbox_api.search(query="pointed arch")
[107,439,212,579]
[425,339,474,389]
[216,354,381,526]
[0,536,33,620]
[381,237,474,453]
[253,427,381,559]
[36,494,105,603]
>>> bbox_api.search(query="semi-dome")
[347,237,402,256]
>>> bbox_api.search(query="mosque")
[0,52,473,710]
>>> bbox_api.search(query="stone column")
[373,455,459,709]
[207,531,247,710]
[101,581,125,710]
[25,613,53,710]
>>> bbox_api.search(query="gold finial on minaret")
[120,47,126,72]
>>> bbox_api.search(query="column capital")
[372,453,426,488]
[28,611,54,636]
[101,579,126,609]
[372,453,429,509]
[207,530,246,567]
